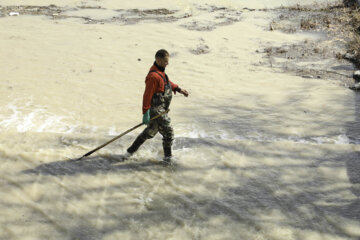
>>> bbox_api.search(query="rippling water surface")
[0,0,359,239]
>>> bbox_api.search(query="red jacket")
[142,64,178,114]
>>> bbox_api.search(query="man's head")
[155,49,169,68]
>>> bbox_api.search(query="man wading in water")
[126,49,189,163]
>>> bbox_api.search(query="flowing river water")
[0,0,359,239]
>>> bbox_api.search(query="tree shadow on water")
[21,155,168,176]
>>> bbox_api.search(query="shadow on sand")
[22,155,173,176]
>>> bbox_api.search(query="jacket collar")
[154,61,165,72]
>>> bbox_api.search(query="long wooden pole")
[75,109,169,161]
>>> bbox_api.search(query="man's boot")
[127,136,146,155]
[163,146,172,163]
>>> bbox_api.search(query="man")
[126,49,189,163]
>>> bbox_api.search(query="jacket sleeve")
[142,74,157,114]
[169,80,179,91]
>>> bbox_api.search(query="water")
[0,0,359,239]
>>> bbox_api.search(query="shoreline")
[262,1,360,90]
[1,1,359,89]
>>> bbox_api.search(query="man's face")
[156,55,169,68]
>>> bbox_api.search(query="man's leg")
[158,117,174,161]
[127,121,159,154]
[126,136,146,154]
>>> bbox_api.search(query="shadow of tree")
[10,87,360,240]
[18,146,359,239]
[330,91,360,223]
[21,155,174,176]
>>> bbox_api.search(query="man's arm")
[179,88,189,97]
[143,75,157,114]
[170,81,189,97]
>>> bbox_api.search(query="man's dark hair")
[155,49,169,59]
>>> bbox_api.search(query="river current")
[0,0,359,239]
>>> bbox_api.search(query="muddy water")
[1,0,360,239]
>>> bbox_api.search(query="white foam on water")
[108,127,120,136]
[177,124,220,139]
[312,134,351,145]
[178,127,354,145]
[0,102,77,133]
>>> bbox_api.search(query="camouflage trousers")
[138,110,174,150]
